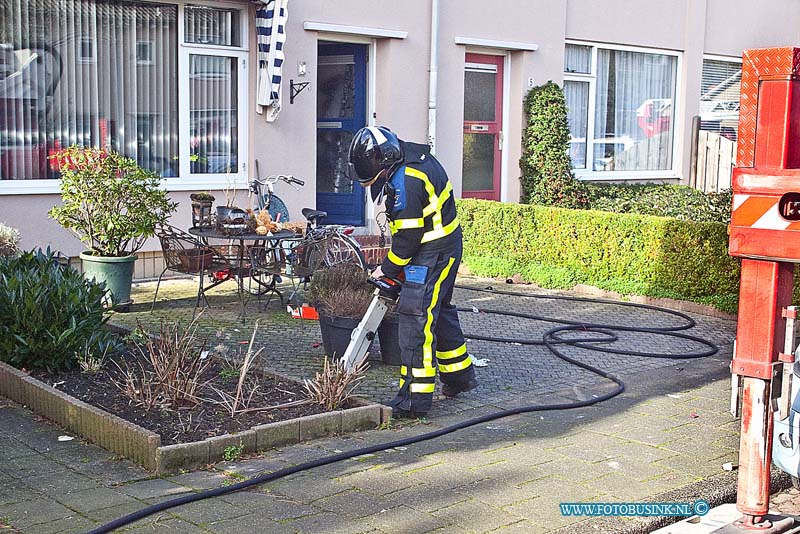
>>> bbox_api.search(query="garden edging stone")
[0,361,389,474]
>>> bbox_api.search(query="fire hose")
[89,285,719,533]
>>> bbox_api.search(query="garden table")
[189,227,296,322]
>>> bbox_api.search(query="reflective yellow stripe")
[410,383,436,393]
[390,168,455,242]
[436,343,467,360]
[439,358,473,373]
[422,257,455,367]
[389,218,425,232]
[405,167,437,202]
[421,217,460,244]
[400,365,437,378]
[387,250,411,266]
[438,181,453,206]
[406,167,440,221]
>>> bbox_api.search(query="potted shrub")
[190,192,215,229]
[216,179,240,227]
[49,146,177,309]
[308,263,374,359]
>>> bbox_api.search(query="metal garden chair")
[151,224,238,318]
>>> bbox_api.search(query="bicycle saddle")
[302,208,328,222]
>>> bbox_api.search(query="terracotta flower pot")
[178,248,214,272]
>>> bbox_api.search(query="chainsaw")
[340,276,403,373]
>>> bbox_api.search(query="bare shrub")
[307,263,372,319]
[77,343,111,374]
[211,321,264,416]
[113,357,160,411]
[113,319,212,411]
[303,356,368,411]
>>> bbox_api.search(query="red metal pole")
[732,259,795,523]
[729,48,800,527]
[736,376,772,521]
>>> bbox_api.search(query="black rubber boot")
[441,378,479,398]
[386,397,427,419]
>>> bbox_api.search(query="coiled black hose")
[89,285,719,533]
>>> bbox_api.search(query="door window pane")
[564,80,589,169]
[0,0,178,179]
[700,58,741,140]
[462,133,494,191]
[317,57,355,119]
[594,48,676,171]
[317,130,354,193]
[184,5,241,47]
[189,55,238,174]
[464,66,497,122]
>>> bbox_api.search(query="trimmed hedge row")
[457,199,750,313]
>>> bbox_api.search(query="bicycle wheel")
[263,194,291,223]
[299,240,327,278]
[320,233,367,270]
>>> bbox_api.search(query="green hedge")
[458,198,745,313]
[586,184,733,224]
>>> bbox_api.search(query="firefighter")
[348,126,478,417]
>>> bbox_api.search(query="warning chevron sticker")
[732,194,800,231]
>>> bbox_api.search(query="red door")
[462,54,503,201]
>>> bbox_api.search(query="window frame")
[78,36,97,64]
[136,40,155,66]
[699,53,742,138]
[564,40,683,181]
[0,0,250,195]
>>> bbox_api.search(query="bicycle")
[246,173,367,304]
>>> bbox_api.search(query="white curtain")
[594,48,677,171]
[564,44,591,74]
[0,0,179,179]
[564,80,589,169]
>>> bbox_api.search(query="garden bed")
[29,354,330,446]
[0,351,388,474]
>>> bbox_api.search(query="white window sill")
[0,176,252,196]
[574,171,681,182]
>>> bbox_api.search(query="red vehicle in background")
[636,98,673,138]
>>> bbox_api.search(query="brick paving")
[0,275,756,533]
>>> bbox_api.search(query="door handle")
[498,131,503,151]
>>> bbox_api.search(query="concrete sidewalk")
[0,277,747,533]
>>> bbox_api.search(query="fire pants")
[390,241,475,413]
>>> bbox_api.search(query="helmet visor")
[349,158,382,186]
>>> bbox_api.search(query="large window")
[564,43,680,177]
[0,0,247,190]
[700,56,741,141]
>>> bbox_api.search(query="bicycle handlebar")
[249,174,305,190]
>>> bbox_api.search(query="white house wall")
[3,0,800,258]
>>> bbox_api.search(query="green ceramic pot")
[79,252,137,309]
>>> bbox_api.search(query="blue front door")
[316,42,367,226]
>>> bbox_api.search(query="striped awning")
[256,0,289,122]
